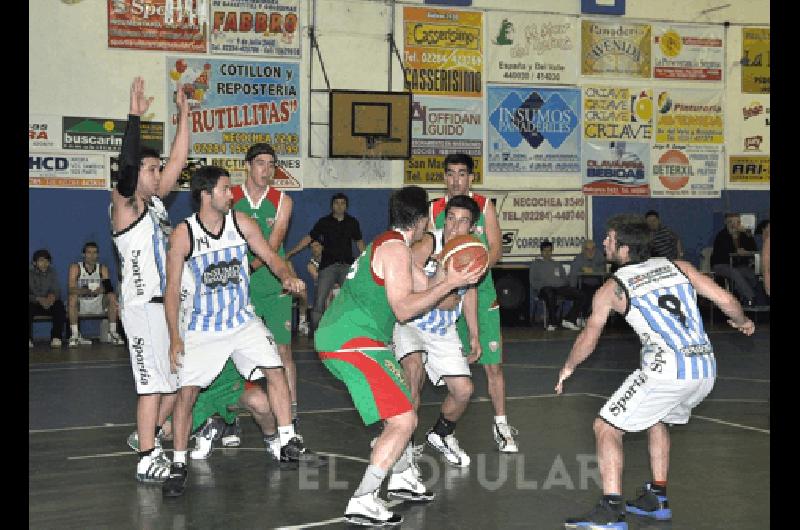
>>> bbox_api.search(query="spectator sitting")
[67,242,125,347]
[710,212,760,306]
[29,248,67,348]
[529,240,588,331]
[645,210,683,259]
[568,239,607,324]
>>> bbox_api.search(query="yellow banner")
[729,155,770,184]
[404,155,483,185]
[583,86,653,140]
[404,7,483,97]
[582,20,651,78]
[742,27,770,94]
[655,89,724,144]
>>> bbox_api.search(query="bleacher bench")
[32,313,111,342]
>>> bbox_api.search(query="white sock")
[173,450,187,465]
[494,415,507,425]
[70,324,79,336]
[109,322,117,333]
[278,424,296,446]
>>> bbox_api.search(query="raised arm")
[157,85,190,197]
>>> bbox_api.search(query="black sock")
[650,482,667,495]
[432,413,456,437]
[138,448,155,459]
[603,494,624,510]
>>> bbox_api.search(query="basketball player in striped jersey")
[67,241,124,346]
[111,76,189,483]
[556,214,754,529]
[186,142,303,459]
[430,153,519,453]
[161,166,311,498]
[315,186,485,526]
[393,195,482,468]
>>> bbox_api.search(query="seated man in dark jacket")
[29,248,67,348]
[710,213,759,306]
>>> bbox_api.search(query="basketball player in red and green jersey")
[315,186,485,526]
[429,153,519,453]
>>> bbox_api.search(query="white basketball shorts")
[179,317,283,388]
[599,368,715,432]
[121,302,178,394]
[393,322,470,386]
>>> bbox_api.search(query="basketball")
[440,234,489,274]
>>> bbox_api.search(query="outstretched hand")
[130,76,153,117]
[728,318,755,336]
[555,365,574,395]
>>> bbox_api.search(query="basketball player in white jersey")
[555,214,754,529]
[392,195,482,469]
[67,241,124,347]
[111,76,189,483]
[161,166,310,498]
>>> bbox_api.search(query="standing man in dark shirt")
[286,193,365,331]
[710,212,759,306]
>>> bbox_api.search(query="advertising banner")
[62,117,164,153]
[166,57,302,188]
[29,115,62,151]
[494,190,589,261]
[650,143,722,198]
[107,0,206,53]
[30,153,108,189]
[581,20,651,78]
[742,27,769,93]
[404,96,482,185]
[654,89,724,144]
[652,24,724,81]
[728,94,769,155]
[209,0,300,58]
[110,156,207,191]
[582,140,650,196]
[486,12,577,85]
[582,86,653,141]
[728,155,769,186]
[404,6,482,97]
[487,85,581,174]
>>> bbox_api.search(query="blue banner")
[488,85,581,174]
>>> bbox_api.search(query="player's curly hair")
[607,213,651,263]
